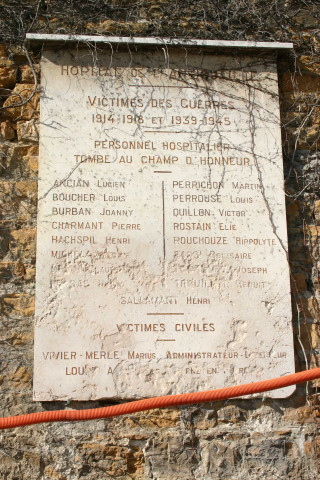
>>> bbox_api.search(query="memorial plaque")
[34,45,295,400]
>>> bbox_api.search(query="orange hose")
[1,368,319,430]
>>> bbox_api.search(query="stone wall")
[0,1,319,478]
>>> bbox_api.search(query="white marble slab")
[34,46,295,400]
[26,33,293,50]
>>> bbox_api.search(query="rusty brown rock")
[9,228,37,260]
[0,120,15,140]
[0,44,7,57]
[283,405,318,424]
[26,155,38,174]
[43,466,67,480]
[8,365,32,388]
[217,405,244,424]
[0,180,37,225]
[2,84,40,120]
[281,72,320,93]
[299,293,320,320]
[6,331,33,346]
[19,64,40,83]
[292,272,307,291]
[0,261,25,281]
[2,293,35,316]
[25,264,36,281]
[12,144,39,157]
[16,119,39,142]
[314,199,320,224]
[0,63,16,88]
[14,180,38,198]
[293,10,319,29]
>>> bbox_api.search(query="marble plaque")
[34,46,295,400]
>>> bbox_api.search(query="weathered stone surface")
[298,56,320,76]
[0,64,16,88]
[291,151,320,186]
[2,84,40,120]
[293,10,319,28]
[0,145,39,178]
[292,272,307,291]
[281,72,320,93]
[0,120,15,140]
[314,199,320,224]
[8,365,32,388]
[0,44,6,57]
[19,64,40,83]
[34,47,294,401]
[25,155,38,174]
[0,261,25,282]
[2,293,35,317]
[0,179,37,226]
[9,228,37,260]
[16,119,39,142]
[11,144,39,158]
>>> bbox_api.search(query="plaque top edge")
[26,33,293,50]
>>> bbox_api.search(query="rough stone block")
[291,151,320,186]
[0,44,6,57]
[0,261,25,282]
[217,405,244,424]
[8,365,32,388]
[2,84,40,120]
[26,155,38,174]
[281,72,320,93]
[284,405,318,424]
[6,330,33,346]
[299,293,320,320]
[313,199,320,224]
[12,144,39,158]
[2,293,35,317]
[292,272,307,291]
[17,119,39,142]
[19,64,40,83]
[9,227,37,260]
[0,64,16,88]
[298,56,320,76]
[14,180,38,198]
[293,10,319,28]
[300,322,320,349]
[0,120,15,140]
